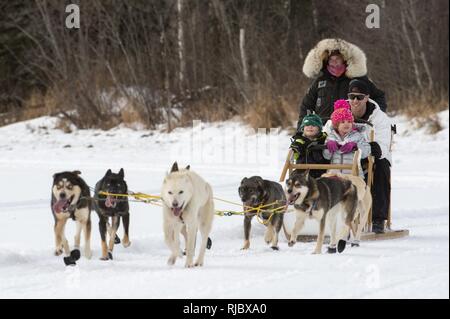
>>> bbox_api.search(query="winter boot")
[372,220,385,234]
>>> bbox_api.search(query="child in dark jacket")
[290,114,329,178]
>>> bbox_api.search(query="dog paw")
[122,240,131,248]
[288,241,296,247]
[337,240,346,253]
[241,241,250,250]
[70,249,81,261]
[84,250,92,259]
[100,252,113,261]
[167,256,177,265]
[194,261,203,267]
[271,246,279,251]
[312,250,322,255]
[327,247,337,254]
[185,262,195,268]
[54,249,63,256]
[63,256,76,266]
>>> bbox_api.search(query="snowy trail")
[0,112,448,298]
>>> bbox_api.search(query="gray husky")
[285,170,358,254]
[238,176,286,250]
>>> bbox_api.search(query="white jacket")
[362,99,393,165]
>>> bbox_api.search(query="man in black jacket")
[297,39,386,131]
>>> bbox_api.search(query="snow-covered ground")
[0,111,448,299]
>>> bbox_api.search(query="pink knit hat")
[331,99,353,127]
[333,99,350,111]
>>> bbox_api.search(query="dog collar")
[295,198,318,215]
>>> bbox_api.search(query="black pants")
[365,158,391,222]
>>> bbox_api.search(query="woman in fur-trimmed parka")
[297,38,386,131]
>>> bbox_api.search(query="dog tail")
[344,184,359,227]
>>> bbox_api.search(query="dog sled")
[279,121,409,242]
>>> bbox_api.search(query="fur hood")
[303,38,367,79]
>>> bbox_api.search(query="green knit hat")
[300,114,323,132]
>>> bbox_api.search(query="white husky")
[161,162,215,268]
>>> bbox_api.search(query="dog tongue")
[53,199,69,213]
[172,206,182,217]
[288,194,299,205]
[105,196,117,208]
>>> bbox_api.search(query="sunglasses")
[348,93,366,101]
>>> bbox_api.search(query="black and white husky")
[284,170,359,254]
[93,168,131,261]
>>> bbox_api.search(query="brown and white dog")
[285,170,360,254]
[238,176,286,250]
[321,172,372,247]
[51,171,92,262]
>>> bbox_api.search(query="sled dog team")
[51,161,371,267]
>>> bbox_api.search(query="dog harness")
[294,198,318,216]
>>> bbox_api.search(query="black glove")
[369,142,382,159]
[290,139,306,154]
[291,131,302,141]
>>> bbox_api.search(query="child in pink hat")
[323,99,370,176]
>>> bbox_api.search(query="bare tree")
[177,0,186,92]
[1,0,448,128]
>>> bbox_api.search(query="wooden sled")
[285,229,410,244]
[279,129,409,242]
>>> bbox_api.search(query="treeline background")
[0,0,448,130]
